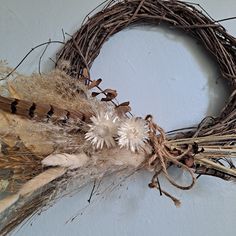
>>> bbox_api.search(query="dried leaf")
[118,101,130,107]
[103,89,117,96]
[115,101,131,115]
[115,105,131,116]
[92,92,100,97]
[101,89,117,101]
[88,79,102,90]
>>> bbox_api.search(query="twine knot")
[145,115,196,205]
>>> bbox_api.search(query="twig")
[87,179,97,203]
[5,40,64,79]
[38,39,51,75]
[61,29,66,42]
[215,16,236,23]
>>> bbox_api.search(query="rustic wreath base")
[57,0,236,129]
[56,0,236,179]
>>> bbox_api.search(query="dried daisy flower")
[117,117,149,152]
[85,111,119,149]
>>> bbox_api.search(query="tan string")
[146,115,196,191]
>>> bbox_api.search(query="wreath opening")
[88,23,231,131]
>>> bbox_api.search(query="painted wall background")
[0,0,236,235]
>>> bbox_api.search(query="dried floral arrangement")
[1,0,236,235]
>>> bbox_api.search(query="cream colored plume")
[42,153,89,169]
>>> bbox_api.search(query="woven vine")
[57,0,236,134]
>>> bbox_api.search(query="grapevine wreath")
[1,0,236,235]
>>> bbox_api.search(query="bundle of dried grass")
[1,0,236,235]
[0,63,150,235]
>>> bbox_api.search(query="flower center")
[96,125,110,137]
[126,128,140,140]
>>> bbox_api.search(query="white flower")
[85,112,119,149]
[117,117,149,152]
